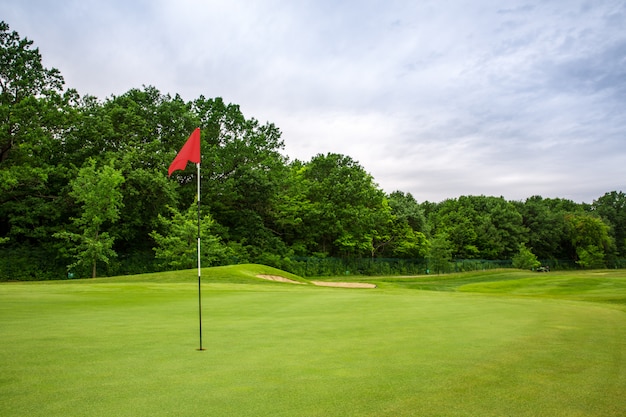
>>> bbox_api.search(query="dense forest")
[2,22,625,280]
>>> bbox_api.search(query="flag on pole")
[168,128,201,177]
[168,128,205,350]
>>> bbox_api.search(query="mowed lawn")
[1,266,625,416]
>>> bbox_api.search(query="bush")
[512,244,541,270]
[0,246,67,281]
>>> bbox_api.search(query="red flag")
[168,128,201,177]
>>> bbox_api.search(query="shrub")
[512,244,541,270]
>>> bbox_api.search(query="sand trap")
[256,274,305,284]
[256,275,376,288]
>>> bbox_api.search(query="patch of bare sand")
[311,281,376,288]
[256,274,305,284]
[256,275,376,288]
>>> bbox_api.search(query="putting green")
[1,273,625,416]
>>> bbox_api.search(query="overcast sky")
[4,0,626,202]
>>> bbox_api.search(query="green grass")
[456,270,626,305]
[1,266,626,416]
[319,269,626,306]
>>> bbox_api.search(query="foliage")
[1,21,626,280]
[427,234,453,274]
[512,243,541,270]
[388,191,427,232]
[565,213,614,268]
[191,96,289,258]
[0,22,76,264]
[592,191,626,258]
[150,203,231,270]
[0,245,66,280]
[427,195,527,259]
[285,153,393,257]
[54,159,125,278]
[513,196,571,259]
[576,245,606,269]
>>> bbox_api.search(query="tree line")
[1,22,624,280]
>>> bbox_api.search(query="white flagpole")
[197,161,204,351]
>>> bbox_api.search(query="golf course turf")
[1,266,625,416]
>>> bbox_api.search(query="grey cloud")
[3,0,626,202]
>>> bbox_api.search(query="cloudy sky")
[4,0,626,202]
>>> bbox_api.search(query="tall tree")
[0,21,76,279]
[54,159,125,278]
[426,196,526,259]
[474,196,527,259]
[150,203,230,270]
[427,233,453,274]
[272,160,314,255]
[190,96,289,259]
[384,191,428,258]
[58,87,195,269]
[565,213,614,268]
[0,21,65,163]
[293,153,390,257]
[592,191,626,258]
[514,196,570,260]
[427,197,480,258]
[388,191,427,233]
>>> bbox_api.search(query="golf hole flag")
[168,127,205,350]
[168,128,201,176]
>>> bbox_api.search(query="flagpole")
[196,161,205,351]
[168,128,203,351]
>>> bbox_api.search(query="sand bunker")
[256,274,375,288]
[256,274,305,284]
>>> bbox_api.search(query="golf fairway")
[1,273,625,416]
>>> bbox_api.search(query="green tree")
[592,191,626,258]
[514,196,571,260]
[0,22,78,278]
[292,153,390,257]
[59,87,198,272]
[115,150,179,254]
[426,196,526,260]
[388,191,427,233]
[272,160,314,256]
[191,96,289,260]
[474,196,527,259]
[0,20,73,199]
[0,21,65,163]
[387,224,428,258]
[427,234,453,274]
[150,204,230,270]
[565,213,613,268]
[54,159,125,278]
[363,198,397,258]
[427,197,480,258]
[576,245,606,269]
[385,191,428,258]
[512,243,541,270]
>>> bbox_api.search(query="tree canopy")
[1,21,624,279]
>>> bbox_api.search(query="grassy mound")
[43,263,309,285]
[1,267,625,416]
